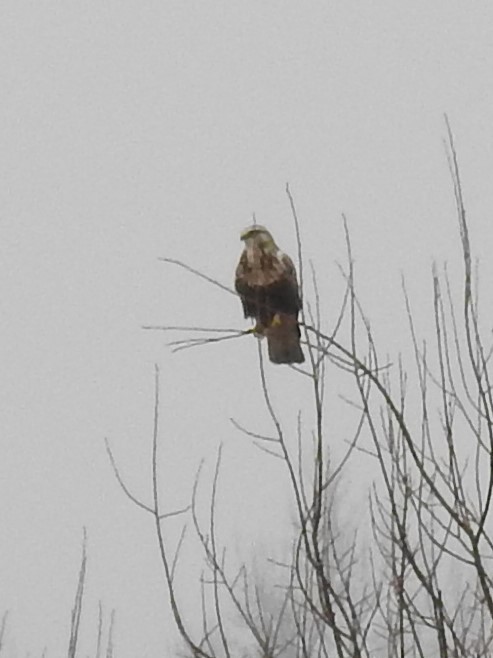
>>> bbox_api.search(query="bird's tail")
[266,313,304,365]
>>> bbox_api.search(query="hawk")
[235,225,304,364]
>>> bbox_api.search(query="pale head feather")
[240,225,277,252]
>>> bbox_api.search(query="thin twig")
[105,437,190,520]
[159,257,237,297]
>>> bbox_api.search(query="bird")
[235,224,304,364]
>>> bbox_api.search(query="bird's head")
[240,225,277,251]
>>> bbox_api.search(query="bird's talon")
[253,322,266,337]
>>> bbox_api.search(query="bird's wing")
[278,251,302,310]
[234,250,253,315]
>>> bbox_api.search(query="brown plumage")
[235,225,304,364]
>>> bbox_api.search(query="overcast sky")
[2,1,493,656]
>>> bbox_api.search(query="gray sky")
[1,1,493,655]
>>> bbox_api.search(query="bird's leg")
[270,313,282,328]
